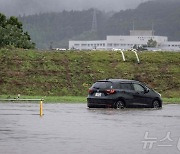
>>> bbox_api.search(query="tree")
[0,13,35,49]
[7,16,23,29]
[147,39,157,47]
[0,13,6,27]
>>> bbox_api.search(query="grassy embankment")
[0,95,179,104]
[0,48,179,103]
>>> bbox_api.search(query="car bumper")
[87,98,115,108]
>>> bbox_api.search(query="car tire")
[114,100,125,109]
[152,100,161,109]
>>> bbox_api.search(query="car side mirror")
[144,88,149,93]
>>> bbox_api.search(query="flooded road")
[0,103,180,154]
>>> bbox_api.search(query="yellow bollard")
[40,100,43,117]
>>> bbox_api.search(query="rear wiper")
[93,87,99,89]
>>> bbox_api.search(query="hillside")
[106,0,180,40]
[19,9,107,49]
[0,48,179,98]
[19,0,180,49]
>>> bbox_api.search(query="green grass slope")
[0,48,179,98]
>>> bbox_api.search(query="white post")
[120,50,126,62]
[133,50,140,63]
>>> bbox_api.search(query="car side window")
[133,84,145,92]
[119,83,133,90]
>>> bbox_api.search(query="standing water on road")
[0,103,180,154]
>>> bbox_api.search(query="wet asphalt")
[0,103,180,154]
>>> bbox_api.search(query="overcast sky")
[0,0,149,16]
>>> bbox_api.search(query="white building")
[69,30,180,51]
[160,41,180,51]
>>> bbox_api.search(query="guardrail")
[0,98,44,117]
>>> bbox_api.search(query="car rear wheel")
[114,100,125,109]
[152,100,161,109]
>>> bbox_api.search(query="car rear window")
[92,81,113,89]
[119,83,133,90]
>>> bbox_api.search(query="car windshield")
[92,81,113,89]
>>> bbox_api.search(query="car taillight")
[88,89,93,94]
[106,89,116,94]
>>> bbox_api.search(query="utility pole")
[49,42,53,50]
[152,22,154,36]
[91,9,97,32]
[133,20,135,31]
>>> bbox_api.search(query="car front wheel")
[114,100,125,109]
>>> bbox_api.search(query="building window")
[107,43,113,47]
[114,43,119,47]
[75,44,79,46]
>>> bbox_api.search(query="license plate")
[95,93,102,97]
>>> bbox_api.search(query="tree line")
[18,0,180,49]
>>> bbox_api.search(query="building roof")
[130,30,154,36]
